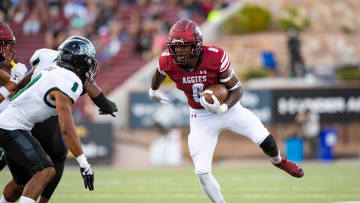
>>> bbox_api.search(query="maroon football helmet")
[167,19,203,64]
[0,22,16,63]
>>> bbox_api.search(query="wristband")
[91,92,116,113]
[0,87,11,98]
[76,154,90,168]
[149,88,156,96]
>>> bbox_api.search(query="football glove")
[200,91,228,115]
[149,88,169,104]
[80,166,94,191]
[10,63,27,84]
[98,99,118,117]
[91,92,118,117]
[0,147,6,171]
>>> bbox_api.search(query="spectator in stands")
[99,21,122,61]
[287,28,306,77]
[23,10,41,35]
[135,20,154,59]
[0,11,5,22]
[0,0,223,120]
[180,0,203,19]
[0,0,11,21]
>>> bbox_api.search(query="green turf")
[1,162,360,203]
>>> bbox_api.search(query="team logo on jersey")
[182,75,207,84]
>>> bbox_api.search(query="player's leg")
[0,129,56,202]
[188,109,225,203]
[31,116,68,202]
[225,103,304,178]
[21,167,56,201]
[0,153,31,203]
[0,147,5,171]
[38,159,65,203]
[0,180,24,203]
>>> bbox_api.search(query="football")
[202,84,229,104]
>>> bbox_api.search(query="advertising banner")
[129,91,189,128]
[273,88,360,123]
[129,89,273,128]
[68,122,113,163]
[240,90,273,124]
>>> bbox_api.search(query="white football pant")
[188,102,269,174]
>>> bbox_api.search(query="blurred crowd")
[0,0,233,64]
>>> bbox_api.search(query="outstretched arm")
[53,90,84,158]
[149,68,169,103]
[52,90,94,191]
[84,82,117,117]
[151,68,167,90]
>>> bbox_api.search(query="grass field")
[1,161,360,203]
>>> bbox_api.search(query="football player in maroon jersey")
[0,21,27,103]
[149,19,304,203]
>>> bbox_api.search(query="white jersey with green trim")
[0,66,83,131]
[0,98,9,113]
[0,49,58,114]
[30,48,58,80]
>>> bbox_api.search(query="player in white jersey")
[0,22,28,172]
[0,37,96,203]
[0,36,117,203]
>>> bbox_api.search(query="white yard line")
[53,194,360,199]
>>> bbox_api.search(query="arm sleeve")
[158,51,171,75]
[91,92,117,114]
[157,63,167,75]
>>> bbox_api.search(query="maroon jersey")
[158,45,231,109]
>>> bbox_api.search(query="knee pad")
[260,134,278,153]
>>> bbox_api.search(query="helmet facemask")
[168,42,201,65]
[0,22,16,63]
[167,19,203,65]
[0,40,15,63]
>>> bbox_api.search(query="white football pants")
[188,102,269,174]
